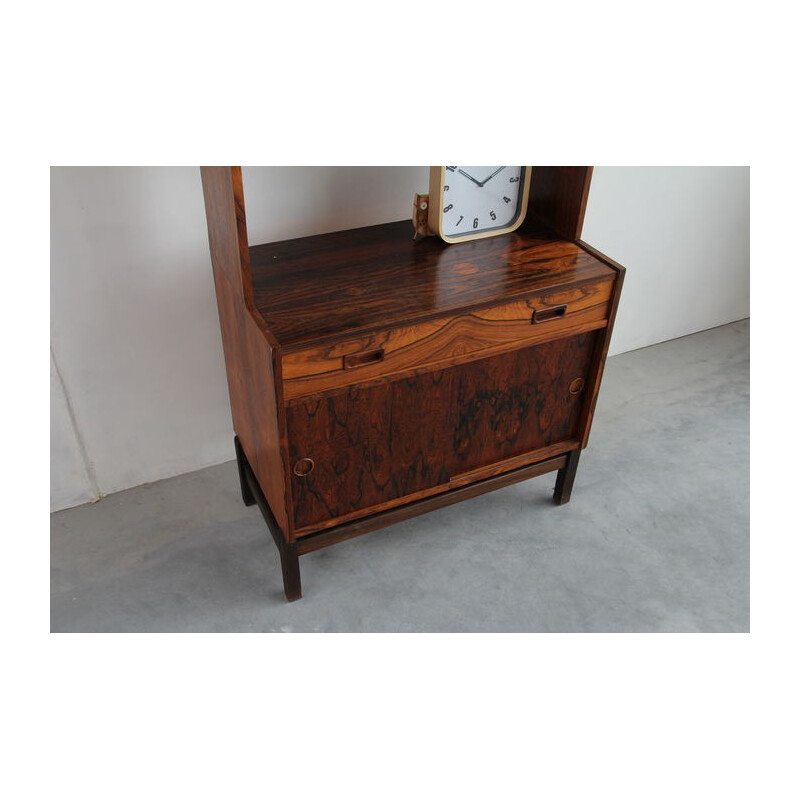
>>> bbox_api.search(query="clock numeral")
[473,217,479,229]
[490,210,497,221]
[443,204,453,213]
[446,166,456,172]
[456,215,464,226]
[444,185,449,191]
[503,196,512,204]
[510,176,520,183]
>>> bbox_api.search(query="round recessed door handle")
[569,377,586,395]
[293,457,315,477]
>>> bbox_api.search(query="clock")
[427,166,532,244]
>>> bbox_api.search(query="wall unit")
[201,166,625,601]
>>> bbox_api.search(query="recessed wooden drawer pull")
[532,304,567,323]
[569,377,586,395]
[293,458,315,477]
[343,348,385,370]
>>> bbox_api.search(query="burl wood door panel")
[287,332,599,532]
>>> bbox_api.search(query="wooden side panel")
[201,167,252,300]
[200,167,291,536]
[575,240,626,448]
[287,333,599,532]
[526,167,594,241]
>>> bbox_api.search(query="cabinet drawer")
[281,278,612,401]
[287,332,599,534]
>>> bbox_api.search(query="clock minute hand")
[480,166,506,185]
[458,169,483,187]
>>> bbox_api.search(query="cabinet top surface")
[250,220,614,349]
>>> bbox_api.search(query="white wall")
[583,167,749,356]
[50,349,96,510]
[50,167,429,511]
[50,166,749,512]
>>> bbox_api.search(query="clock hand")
[480,166,506,185]
[458,169,483,187]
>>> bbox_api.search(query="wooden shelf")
[201,166,625,601]
[249,220,615,351]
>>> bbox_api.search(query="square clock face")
[429,166,531,243]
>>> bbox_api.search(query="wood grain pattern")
[292,441,580,537]
[574,239,627,448]
[249,220,615,350]
[200,167,292,537]
[202,166,625,600]
[294,453,570,555]
[525,167,594,241]
[282,278,612,400]
[286,333,598,532]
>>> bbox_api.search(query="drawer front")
[287,331,599,533]
[282,279,612,401]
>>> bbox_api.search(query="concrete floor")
[51,320,749,632]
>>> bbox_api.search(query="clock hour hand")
[458,168,483,187]
[480,166,506,185]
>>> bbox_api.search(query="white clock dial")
[440,166,525,238]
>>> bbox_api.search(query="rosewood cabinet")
[201,166,624,601]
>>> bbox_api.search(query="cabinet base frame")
[235,436,576,602]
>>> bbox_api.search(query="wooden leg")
[553,448,581,505]
[235,435,303,602]
[234,436,256,507]
[279,543,302,602]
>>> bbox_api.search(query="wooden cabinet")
[201,167,624,601]
[287,333,599,532]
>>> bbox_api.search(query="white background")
[50,166,750,511]
[23,1,793,796]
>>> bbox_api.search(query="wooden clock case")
[200,166,624,601]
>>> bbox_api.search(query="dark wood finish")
[526,167,594,241]
[287,333,598,533]
[249,220,615,350]
[201,166,624,600]
[278,542,302,602]
[201,168,292,537]
[295,453,569,556]
[235,435,256,507]
[575,240,626,448]
[290,441,578,536]
[281,277,612,400]
[553,448,581,505]
[239,430,568,600]
[237,436,301,601]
